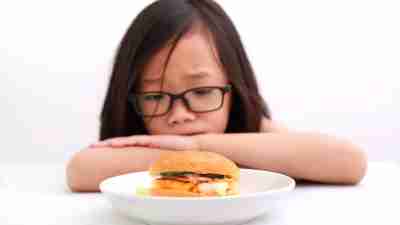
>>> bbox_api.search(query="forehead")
[140,26,227,88]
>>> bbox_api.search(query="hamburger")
[140,151,239,197]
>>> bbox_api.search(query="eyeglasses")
[128,85,232,117]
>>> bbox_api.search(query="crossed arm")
[66,119,367,192]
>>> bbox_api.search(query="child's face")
[138,26,232,135]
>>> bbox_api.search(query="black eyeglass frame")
[128,84,232,117]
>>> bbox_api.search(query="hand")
[89,135,201,152]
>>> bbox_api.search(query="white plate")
[100,169,295,225]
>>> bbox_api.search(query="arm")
[195,120,367,184]
[66,147,169,192]
[68,119,367,192]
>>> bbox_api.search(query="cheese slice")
[198,182,228,196]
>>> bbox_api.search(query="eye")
[143,93,165,101]
[193,88,213,96]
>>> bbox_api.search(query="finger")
[133,138,153,147]
[89,141,111,148]
[109,137,152,148]
[109,139,138,147]
[91,136,153,148]
[91,137,125,148]
[128,136,160,148]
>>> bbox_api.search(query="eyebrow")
[143,72,211,83]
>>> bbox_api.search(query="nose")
[167,98,196,126]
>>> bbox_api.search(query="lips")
[180,132,206,136]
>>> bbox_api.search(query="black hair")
[100,0,271,140]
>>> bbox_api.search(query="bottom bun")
[150,188,206,197]
[150,186,239,197]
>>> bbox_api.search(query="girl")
[66,0,367,192]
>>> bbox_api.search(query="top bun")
[149,151,239,180]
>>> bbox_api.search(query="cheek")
[208,110,230,133]
[143,118,166,134]
[221,94,233,128]
[205,96,232,132]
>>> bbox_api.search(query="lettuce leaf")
[135,185,150,196]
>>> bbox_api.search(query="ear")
[260,117,289,133]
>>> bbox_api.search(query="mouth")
[181,132,206,136]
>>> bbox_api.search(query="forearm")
[196,132,367,184]
[66,147,167,192]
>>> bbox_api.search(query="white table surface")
[0,162,399,225]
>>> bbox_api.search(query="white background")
[1,0,399,163]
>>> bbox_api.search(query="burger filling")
[152,171,235,196]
